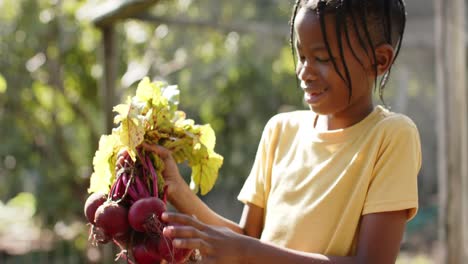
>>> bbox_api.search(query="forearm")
[244,237,357,264]
[167,179,244,234]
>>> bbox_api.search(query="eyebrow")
[295,41,327,52]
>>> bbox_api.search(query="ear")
[374,44,395,76]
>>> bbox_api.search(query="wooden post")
[434,0,468,263]
[85,1,161,134]
[102,26,117,134]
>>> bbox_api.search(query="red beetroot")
[113,230,131,248]
[132,236,163,264]
[171,247,192,264]
[159,231,192,264]
[84,192,107,224]
[90,225,111,244]
[94,201,130,239]
[128,197,167,233]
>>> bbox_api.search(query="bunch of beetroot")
[84,148,193,264]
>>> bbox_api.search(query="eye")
[316,56,331,63]
[299,55,306,62]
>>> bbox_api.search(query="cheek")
[349,65,373,88]
[335,57,373,89]
[319,64,346,86]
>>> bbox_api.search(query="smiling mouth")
[304,89,328,104]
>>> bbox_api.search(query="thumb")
[141,142,172,160]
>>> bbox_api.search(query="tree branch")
[131,14,289,39]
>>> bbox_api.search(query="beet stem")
[136,148,149,171]
[135,173,150,198]
[146,155,159,198]
[109,176,122,202]
[126,183,139,202]
[116,170,136,204]
[112,176,124,200]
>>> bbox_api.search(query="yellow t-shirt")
[237,105,421,256]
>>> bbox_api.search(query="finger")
[163,225,208,240]
[116,148,129,159]
[141,143,172,160]
[200,256,217,264]
[116,155,125,164]
[172,238,213,253]
[161,212,207,231]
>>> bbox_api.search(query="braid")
[344,0,365,69]
[290,0,301,89]
[384,0,393,45]
[290,0,301,63]
[359,0,379,94]
[318,0,346,89]
[334,0,354,101]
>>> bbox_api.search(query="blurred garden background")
[0,0,466,263]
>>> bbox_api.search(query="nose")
[297,60,318,84]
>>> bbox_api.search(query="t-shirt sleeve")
[237,117,277,208]
[363,118,422,221]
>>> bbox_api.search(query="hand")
[115,148,133,174]
[161,212,249,264]
[141,142,187,201]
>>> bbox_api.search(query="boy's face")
[294,8,375,118]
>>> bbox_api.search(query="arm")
[243,207,407,264]
[143,143,251,235]
[166,175,245,234]
[162,205,408,264]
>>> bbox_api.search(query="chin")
[307,104,332,115]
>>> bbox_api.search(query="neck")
[315,99,374,131]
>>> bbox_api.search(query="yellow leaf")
[88,134,121,193]
[0,74,6,94]
[112,98,147,160]
[135,77,157,102]
[113,103,130,124]
[199,124,216,150]
[190,150,223,195]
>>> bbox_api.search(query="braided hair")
[289,0,407,102]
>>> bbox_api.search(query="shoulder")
[369,107,421,153]
[373,106,420,137]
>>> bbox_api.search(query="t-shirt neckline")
[309,105,386,143]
